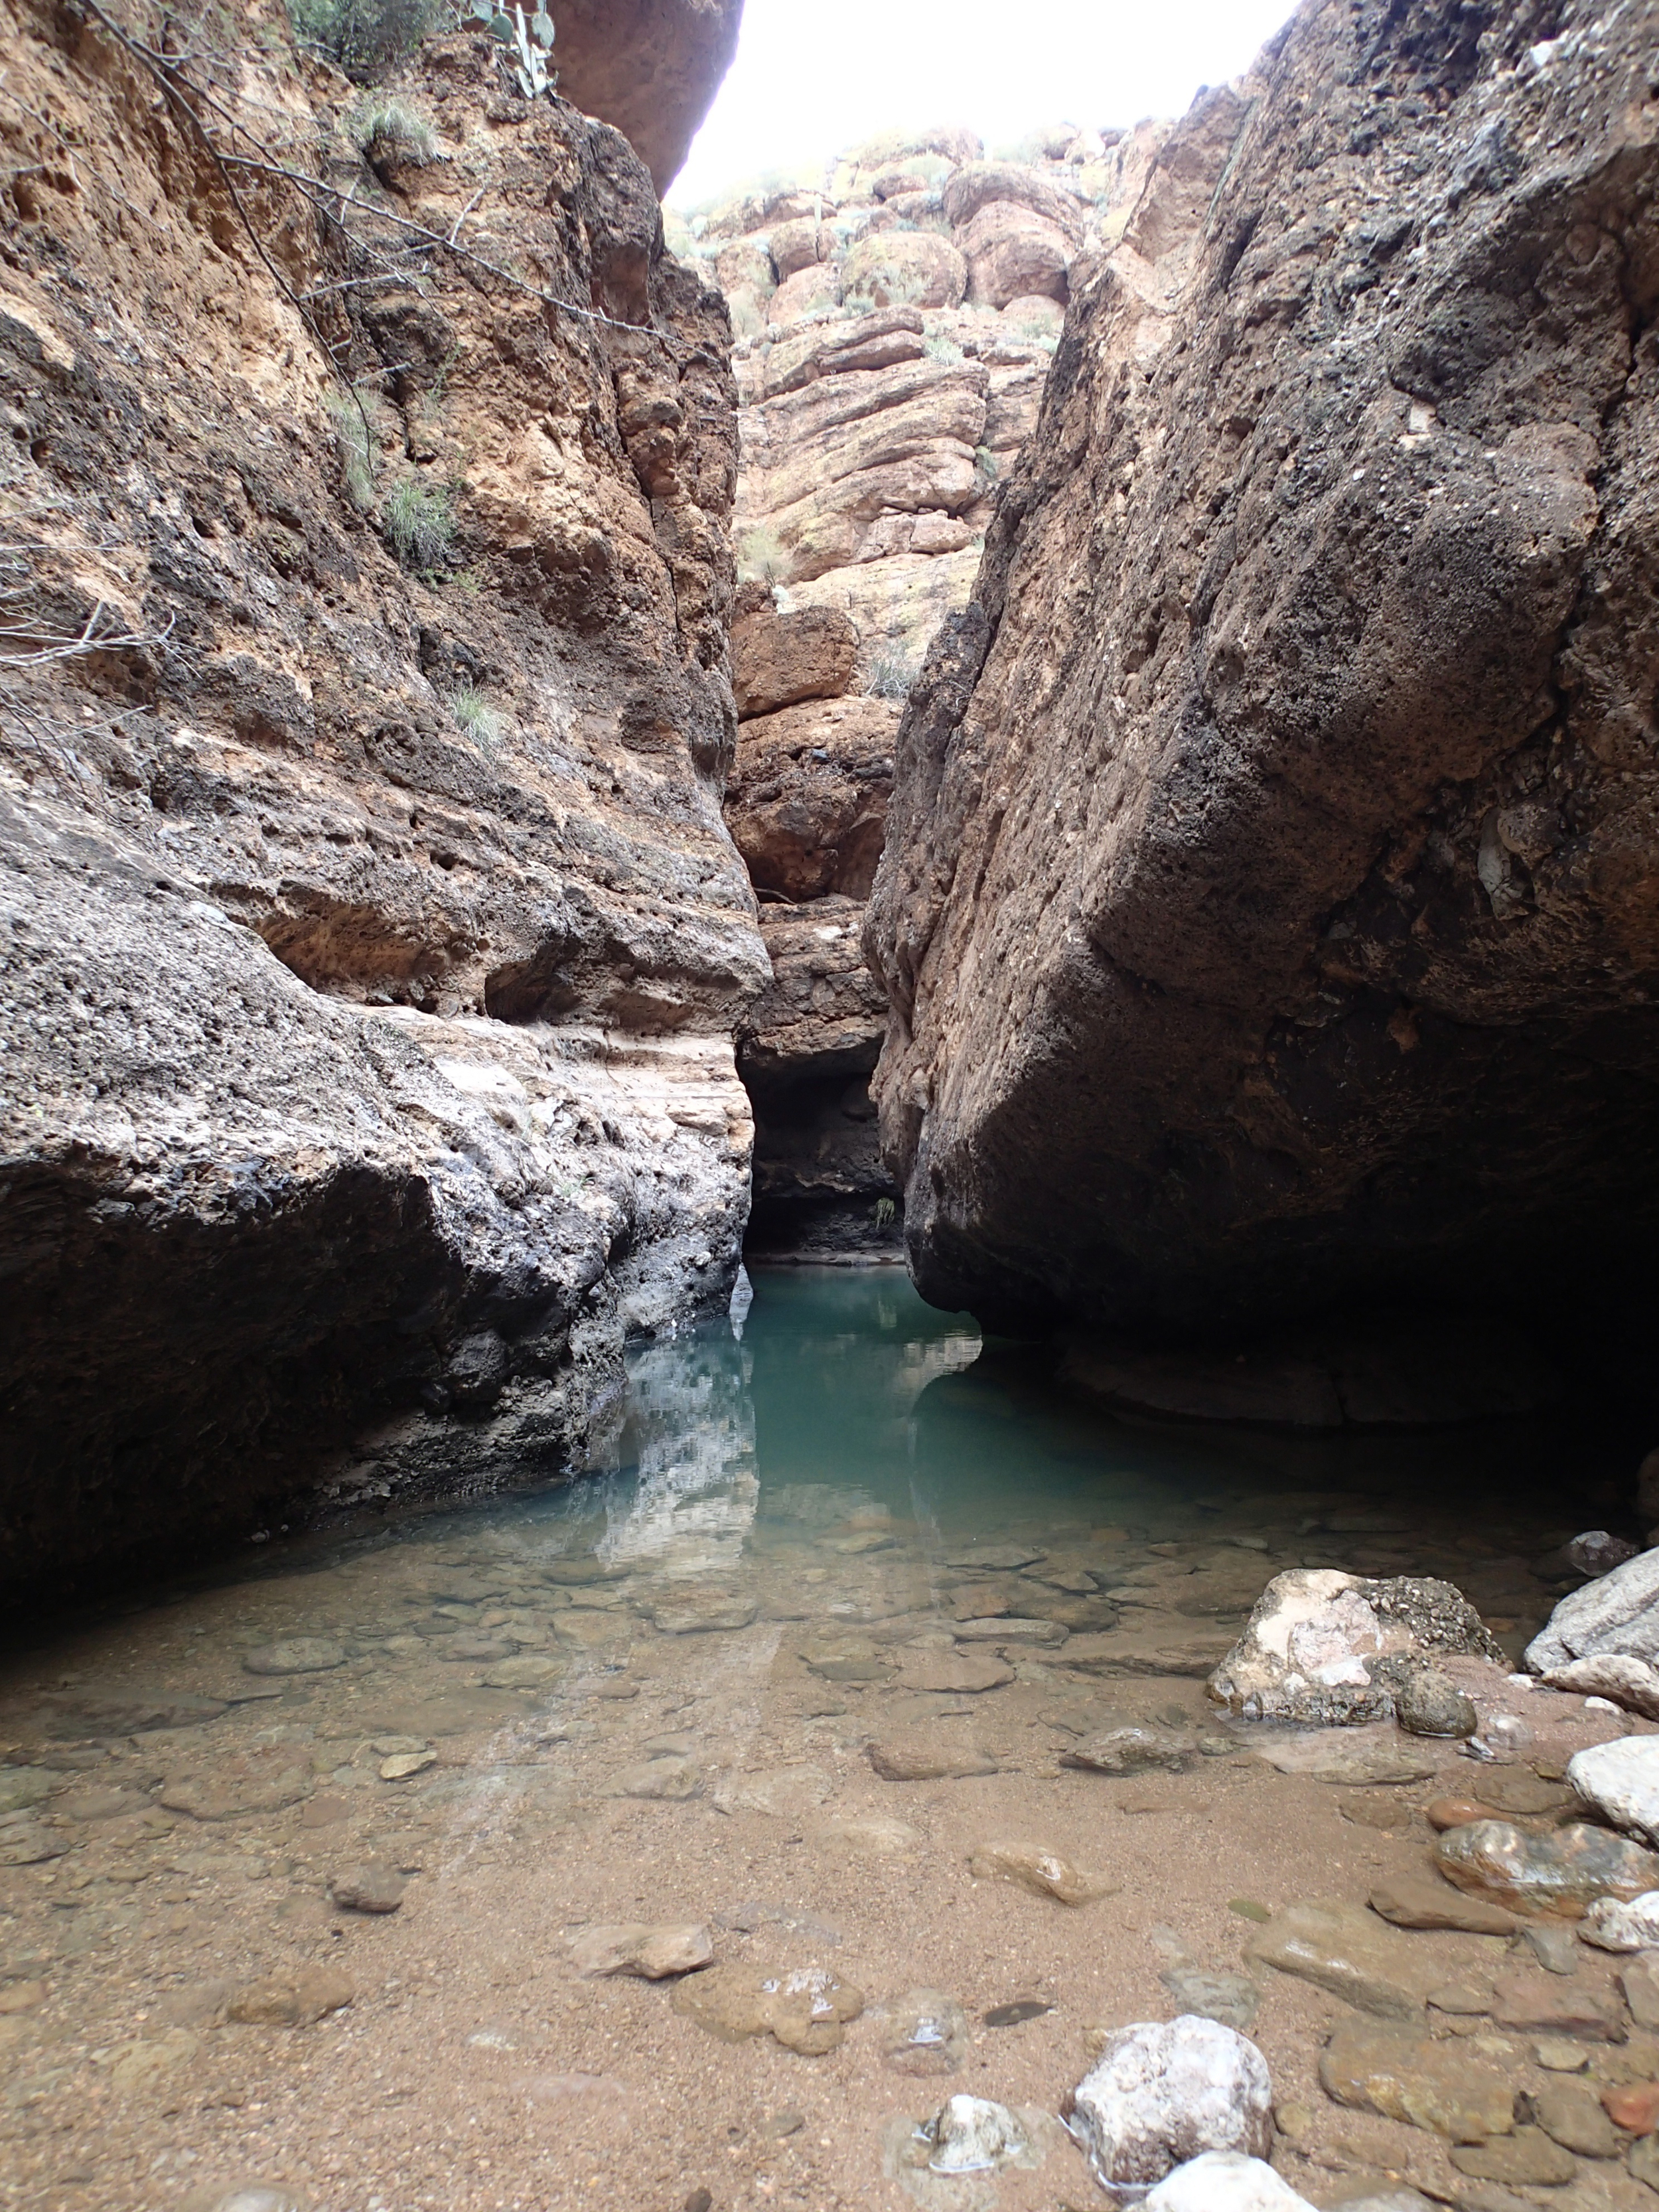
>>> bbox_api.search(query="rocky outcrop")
[0,1,758,1597]
[549,0,743,193]
[867,0,1659,1351]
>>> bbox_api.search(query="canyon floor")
[0,1271,1652,2212]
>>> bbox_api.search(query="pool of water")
[0,1269,1627,2212]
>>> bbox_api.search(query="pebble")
[480,1655,563,1689]
[378,1751,436,1781]
[611,1755,701,1801]
[1319,2018,1512,2140]
[571,1922,713,1978]
[327,1863,405,1914]
[921,2094,1027,2174]
[1068,2016,1273,2190]
[762,2108,804,2138]
[1339,1792,1417,1833]
[879,1988,970,2075]
[240,1639,345,1676]
[1448,2125,1578,2184]
[1368,1873,1515,1936]
[227,1966,353,2027]
[1529,2075,1619,2156]
[810,1816,922,1855]
[893,1651,1015,1695]
[648,1592,758,1634]
[967,1838,1114,1905]
[1396,1666,1478,1739]
[1433,1818,1659,1915]
[1425,1795,1486,1831]
[1534,2037,1590,2071]
[1518,1921,1579,1974]
[866,1739,998,1781]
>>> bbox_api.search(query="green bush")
[923,334,964,365]
[383,473,455,570]
[287,0,441,80]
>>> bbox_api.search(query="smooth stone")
[610,1756,700,1801]
[952,1616,1066,1645]
[570,1923,713,1979]
[1567,1736,1659,1846]
[671,1962,863,2055]
[378,1751,435,1781]
[1433,1818,1659,1917]
[894,1651,1015,1695]
[1601,2078,1659,2131]
[1159,1966,1260,2032]
[1530,2076,1619,2156]
[0,1770,53,1816]
[649,1593,758,1634]
[867,1739,999,1781]
[1397,1666,1479,1740]
[1526,1546,1659,1673]
[159,1749,313,1822]
[1341,1792,1417,1833]
[479,1656,563,1689]
[1427,1982,1490,2016]
[711,1768,832,1820]
[0,1822,67,1866]
[1520,1922,1580,1974]
[922,2093,1026,2174]
[967,1838,1115,1905]
[1246,1900,1441,2021]
[879,1988,970,2075]
[1534,2037,1590,2070]
[810,1816,923,1855]
[1542,1653,1659,1720]
[1568,1532,1642,1578]
[1319,2018,1513,2140]
[1140,2152,1315,2210]
[1473,1769,1575,1816]
[1062,1631,1234,1678]
[1448,2126,1578,2184]
[226,1966,353,2026]
[55,1787,141,1821]
[1250,1731,1439,1786]
[1068,2016,1273,2189]
[1426,1795,1488,1830]
[1059,1726,1196,1775]
[241,1639,345,1676]
[326,1863,404,1914]
[1623,1956,1659,2029]
[1368,1874,1516,1935]
[1489,1969,1626,2041]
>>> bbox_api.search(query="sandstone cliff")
[0,0,755,1596]
[866,0,1659,1366]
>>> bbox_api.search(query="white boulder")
[1141,2151,1315,2209]
[1540,1651,1659,1719]
[1527,1547,1659,1674]
[1567,1736,1659,1848]
[1581,1889,1659,1952]
[1067,2016,1273,2191]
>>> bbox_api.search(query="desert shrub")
[326,391,378,509]
[448,684,503,751]
[287,0,441,80]
[974,444,1000,484]
[923,334,964,365]
[737,526,787,586]
[867,644,918,701]
[383,473,455,569]
[348,94,437,164]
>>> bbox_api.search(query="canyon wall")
[0,0,755,1596]
[867,0,1659,1365]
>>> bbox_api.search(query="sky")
[668,0,1299,210]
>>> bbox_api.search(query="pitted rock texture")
[0,2,762,1599]
[549,0,743,194]
[865,0,1659,1341]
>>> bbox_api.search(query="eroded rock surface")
[0,1,762,1596]
[865,0,1659,1348]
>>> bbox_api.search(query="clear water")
[0,1269,1606,2212]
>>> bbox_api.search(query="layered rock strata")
[0,0,757,1595]
[867,0,1659,1350]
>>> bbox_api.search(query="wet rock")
[378,1750,436,1781]
[1250,1732,1438,1787]
[56,1785,142,1821]
[1209,1572,1502,1726]
[1433,1820,1659,1917]
[1472,1769,1575,1817]
[1534,2038,1591,2071]
[1529,2076,1619,2157]
[952,1615,1066,1645]
[159,1747,313,1822]
[1368,1874,1516,1937]
[1635,2134,1659,2187]
[879,1988,970,2075]
[1340,1792,1417,1832]
[1623,1956,1659,2029]
[227,1966,353,2026]
[711,1767,832,1820]
[1140,2152,1315,2210]
[0,1980,46,2014]
[945,1545,1044,1570]
[327,1863,404,1914]
[1319,2018,1513,2141]
[480,1656,563,1690]
[0,1819,66,1866]
[1519,1922,1581,1976]
[611,1756,701,1801]
[1540,1653,1659,1719]
[867,1739,999,1781]
[1059,1726,1196,1775]
[967,1838,1115,1905]
[894,1651,1015,1694]
[1527,1549,1659,1675]
[1489,1970,1625,2042]
[921,2094,1026,2174]
[1567,1533,1642,1579]
[1066,2015,1273,2191]
[107,2027,200,2093]
[1567,1737,1659,1846]
[241,1639,346,1676]
[180,2186,307,2212]
[671,1960,863,2053]
[160,1980,233,2029]
[1603,2077,1659,2132]
[1064,1631,1236,1678]
[810,1815,922,1854]
[0,1769,53,1816]
[649,1591,758,1634]
[983,1998,1052,2027]
[1426,1795,1488,1831]
[570,1923,713,1979]
[1246,1900,1440,2021]
[1397,1667,1479,1741]
[1158,1966,1260,2033]
[1448,2127,1577,2185]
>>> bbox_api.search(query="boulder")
[732,607,859,718]
[766,264,842,324]
[724,696,897,901]
[1581,1891,1659,1952]
[958,200,1073,308]
[1567,1737,1659,1848]
[1433,1818,1659,1919]
[941,161,1086,236]
[1067,2017,1273,2191]
[1528,1551,1659,1676]
[757,307,926,399]
[1539,1653,1659,1720]
[768,217,832,281]
[1141,2152,1315,2210]
[841,232,968,311]
[1208,1568,1502,1726]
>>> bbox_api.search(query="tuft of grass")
[737,525,787,587]
[867,644,918,702]
[923,333,964,365]
[448,685,504,753]
[348,94,437,165]
[382,473,455,571]
[326,390,378,509]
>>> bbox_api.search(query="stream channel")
[0,1269,1645,2212]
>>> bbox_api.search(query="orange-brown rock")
[725,698,898,901]
[841,232,968,311]
[733,608,858,719]
[549,0,743,194]
[941,162,1086,238]
[768,265,843,323]
[770,218,834,281]
[959,202,1074,307]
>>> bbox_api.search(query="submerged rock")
[1139,2154,1313,2211]
[1433,1819,1659,1919]
[1540,1653,1659,1720]
[1209,1570,1500,1726]
[1368,1874,1515,1937]
[1319,2018,1513,2142]
[570,1923,713,1980]
[1567,1533,1641,1579]
[879,1988,971,2075]
[867,1738,999,1781]
[1246,1901,1440,2022]
[671,1961,863,2055]
[1566,1737,1659,1847]
[226,1967,352,2028]
[242,1639,345,1676]
[1066,2015,1273,2191]
[920,2095,1026,2174]
[966,1838,1116,1905]
[327,1864,405,1915]
[1157,1966,1260,2033]
[1059,1726,1196,1775]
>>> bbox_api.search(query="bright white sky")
[669,0,1299,209]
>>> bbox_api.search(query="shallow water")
[0,1269,1646,2212]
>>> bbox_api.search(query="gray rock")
[1246,1900,1441,2020]
[1158,1966,1260,2032]
[1139,2154,1315,2210]
[1434,1817,1659,1916]
[1526,1548,1659,1674]
[1068,2016,1273,2191]
[1566,1735,1659,1846]
[1528,2077,1618,2158]
[326,1863,405,1914]
[0,1769,53,1817]
[1623,1954,1659,2029]
[1396,1664,1478,1740]
[1567,1532,1640,1578]
[1539,1651,1659,1719]
[1059,1726,1196,1775]
[1519,1922,1580,1975]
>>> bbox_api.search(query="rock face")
[548,0,743,194]
[0,1,762,1598]
[865,0,1659,1351]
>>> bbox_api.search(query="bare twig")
[0,600,175,668]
